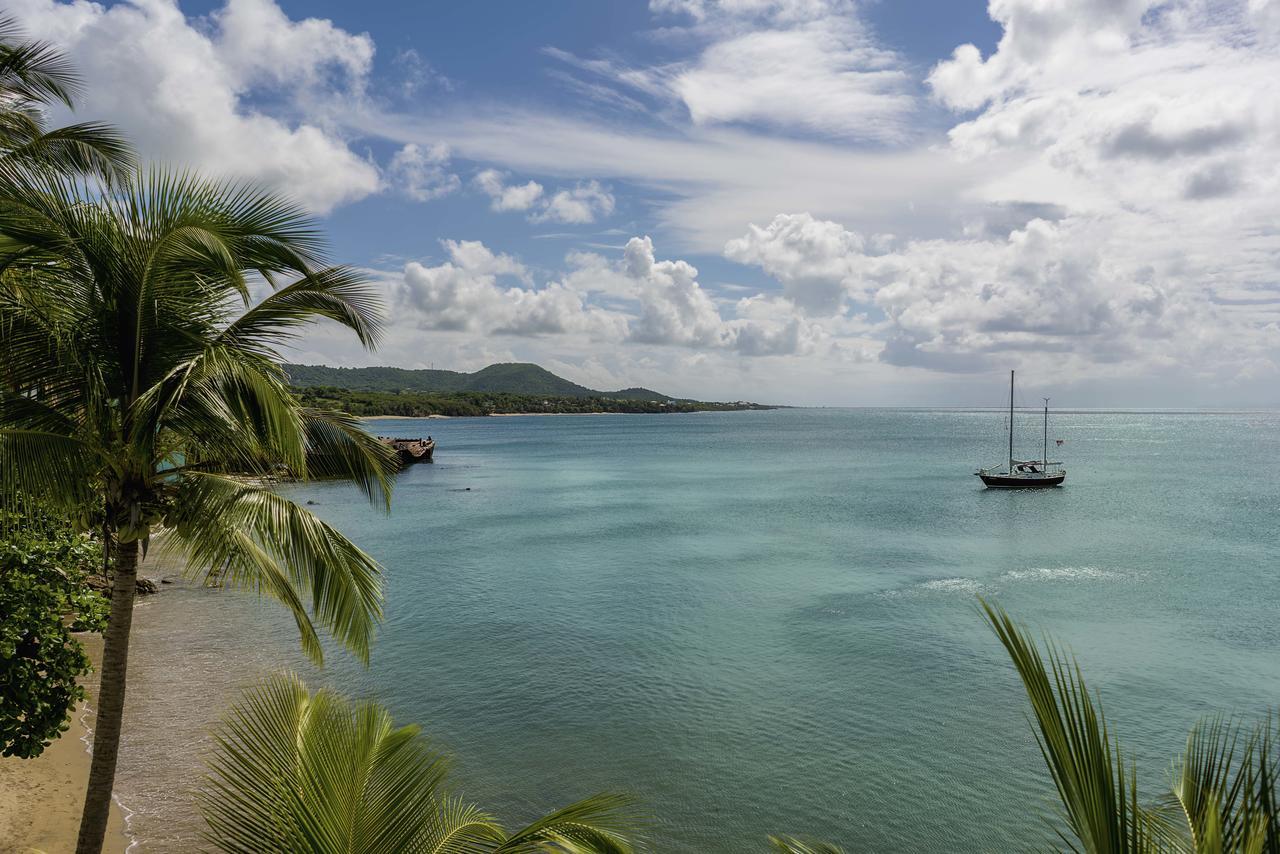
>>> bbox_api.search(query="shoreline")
[360,410,764,419]
[0,632,131,854]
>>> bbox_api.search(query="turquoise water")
[119,409,1280,851]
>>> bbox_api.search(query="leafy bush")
[0,520,110,758]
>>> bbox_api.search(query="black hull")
[978,473,1064,489]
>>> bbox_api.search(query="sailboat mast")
[1043,398,1050,467]
[1008,370,1014,473]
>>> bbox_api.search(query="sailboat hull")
[977,472,1065,489]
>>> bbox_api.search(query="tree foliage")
[0,162,398,853]
[0,501,109,758]
[0,15,131,180]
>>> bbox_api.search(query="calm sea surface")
[115,409,1280,852]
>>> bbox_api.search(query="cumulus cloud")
[928,0,1280,214]
[388,143,460,201]
[725,212,869,314]
[533,181,616,224]
[8,0,380,213]
[381,236,827,357]
[474,170,616,223]
[726,211,1272,379]
[894,0,1280,383]
[213,0,374,91]
[618,236,826,354]
[393,240,625,337]
[474,169,545,211]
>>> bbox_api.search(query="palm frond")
[198,674,508,854]
[0,121,134,181]
[219,265,384,352]
[134,346,308,476]
[980,597,1162,853]
[1163,714,1280,854]
[0,427,98,511]
[767,835,846,854]
[493,793,641,854]
[0,18,80,108]
[300,407,397,507]
[163,473,383,664]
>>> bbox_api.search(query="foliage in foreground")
[981,598,1280,853]
[199,674,640,854]
[0,16,130,181]
[0,161,400,854]
[0,500,109,758]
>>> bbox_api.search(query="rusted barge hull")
[379,437,435,465]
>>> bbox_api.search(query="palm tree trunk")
[75,535,139,854]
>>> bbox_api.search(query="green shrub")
[0,521,110,758]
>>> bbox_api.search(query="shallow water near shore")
[115,408,1280,852]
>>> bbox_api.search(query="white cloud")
[726,211,1273,380]
[887,0,1280,385]
[474,170,616,224]
[617,235,826,354]
[392,240,626,338]
[624,236,728,347]
[474,169,545,212]
[725,212,868,314]
[7,0,380,214]
[379,236,828,358]
[369,108,982,251]
[213,0,374,91]
[388,143,459,202]
[662,0,916,142]
[392,48,452,98]
[546,0,915,143]
[929,0,1280,211]
[533,181,616,224]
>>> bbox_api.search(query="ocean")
[114,408,1280,852]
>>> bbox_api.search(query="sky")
[9,0,1280,406]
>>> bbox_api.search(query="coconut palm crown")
[0,165,398,853]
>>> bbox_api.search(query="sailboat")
[975,370,1066,488]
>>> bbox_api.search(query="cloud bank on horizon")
[11,0,1280,405]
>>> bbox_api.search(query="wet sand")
[0,633,130,854]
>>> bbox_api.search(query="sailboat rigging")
[975,371,1066,488]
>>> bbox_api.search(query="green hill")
[282,362,672,401]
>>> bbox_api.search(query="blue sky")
[12,0,1280,405]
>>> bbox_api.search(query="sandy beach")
[0,633,130,854]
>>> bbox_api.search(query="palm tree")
[0,166,399,854]
[981,598,1280,853]
[198,673,640,853]
[0,15,131,177]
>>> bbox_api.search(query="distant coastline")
[283,361,778,418]
[303,387,778,418]
[360,409,765,419]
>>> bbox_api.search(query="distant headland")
[282,362,779,417]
